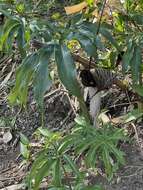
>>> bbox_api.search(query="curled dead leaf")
[65,1,87,15]
[3,131,13,143]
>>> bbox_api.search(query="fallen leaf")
[3,131,12,143]
[98,112,110,124]
[65,1,87,15]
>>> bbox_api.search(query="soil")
[0,86,143,190]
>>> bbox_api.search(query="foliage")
[1,0,143,189]
[23,117,126,189]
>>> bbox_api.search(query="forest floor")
[0,84,143,190]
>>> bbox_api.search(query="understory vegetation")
[0,0,143,189]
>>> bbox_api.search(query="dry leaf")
[3,131,13,143]
[107,0,123,11]
[98,112,110,124]
[111,116,123,124]
[65,1,87,15]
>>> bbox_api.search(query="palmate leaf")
[54,44,81,98]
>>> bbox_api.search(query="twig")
[108,101,138,109]
[31,88,61,105]
[59,109,73,128]
[130,123,140,146]
[62,85,77,116]
[96,0,107,35]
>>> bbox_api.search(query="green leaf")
[16,25,26,57]
[58,136,76,154]
[34,159,55,190]
[0,18,20,50]
[122,40,134,73]
[29,149,48,182]
[20,142,29,159]
[130,45,142,83]
[16,2,25,13]
[38,127,52,137]
[74,116,87,127]
[54,44,81,97]
[102,146,112,178]
[63,154,80,177]
[33,47,53,108]
[8,53,39,105]
[53,158,62,187]
[3,24,19,52]
[123,109,143,123]
[99,28,120,51]
[133,84,143,96]
[108,143,125,165]
[20,133,29,145]
[130,14,143,25]
[109,51,117,68]
[86,0,94,6]
[85,146,97,167]
[70,32,97,57]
